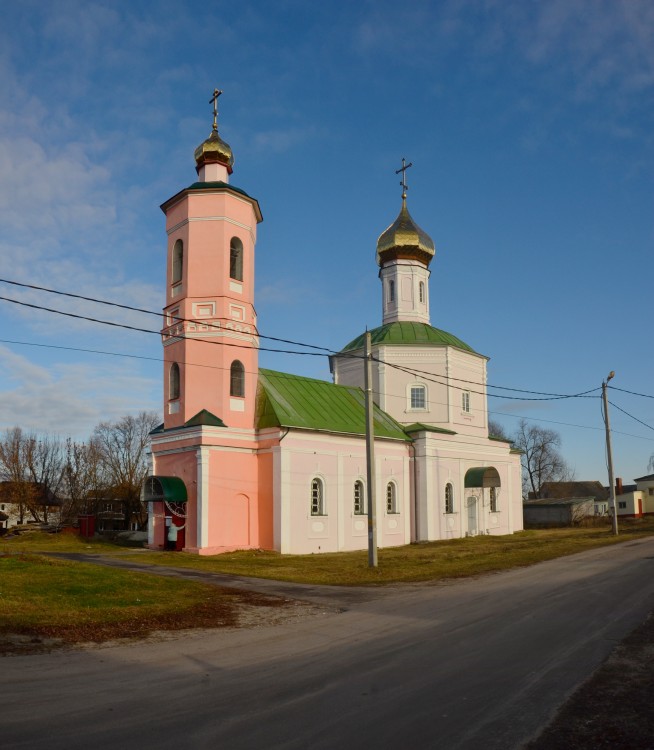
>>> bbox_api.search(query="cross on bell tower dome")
[194,88,235,181]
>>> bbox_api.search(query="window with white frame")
[169,362,180,401]
[311,478,325,516]
[230,237,244,281]
[461,391,471,413]
[172,239,183,284]
[230,360,245,397]
[410,385,426,410]
[489,486,498,512]
[445,483,454,514]
[354,480,365,515]
[386,482,398,514]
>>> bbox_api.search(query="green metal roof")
[185,409,227,428]
[464,467,501,488]
[341,322,476,353]
[160,181,263,221]
[143,476,187,503]
[404,423,457,435]
[256,369,410,441]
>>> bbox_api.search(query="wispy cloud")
[0,345,160,437]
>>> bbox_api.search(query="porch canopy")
[142,476,187,503]
[464,467,501,489]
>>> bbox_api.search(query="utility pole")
[602,371,619,536]
[364,330,378,567]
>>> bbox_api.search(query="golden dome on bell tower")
[194,88,234,175]
[376,195,435,267]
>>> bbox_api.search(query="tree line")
[0,411,160,529]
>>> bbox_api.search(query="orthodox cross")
[395,157,413,198]
[209,88,223,132]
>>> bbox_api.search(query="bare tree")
[0,427,32,524]
[488,419,511,442]
[512,419,574,499]
[60,438,105,526]
[93,412,160,530]
[23,434,66,523]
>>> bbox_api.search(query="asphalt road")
[3,538,654,750]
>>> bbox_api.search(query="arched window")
[230,237,243,281]
[311,478,325,516]
[445,483,454,514]
[388,279,395,303]
[410,385,426,410]
[490,486,498,513]
[172,239,183,284]
[419,281,425,303]
[386,482,398,514]
[169,362,180,401]
[354,480,365,515]
[230,360,245,397]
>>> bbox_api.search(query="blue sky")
[0,0,652,484]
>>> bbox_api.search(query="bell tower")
[160,89,263,430]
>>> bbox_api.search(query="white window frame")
[409,384,427,410]
[386,481,398,514]
[311,478,325,516]
[489,486,498,513]
[353,480,365,515]
[445,483,454,514]
[461,391,471,413]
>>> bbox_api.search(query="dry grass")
[5,517,649,586]
[98,518,654,585]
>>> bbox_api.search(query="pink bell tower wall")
[149,116,271,554]
[161,188,260,430]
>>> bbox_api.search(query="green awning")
[142,476,187,503]
[464,467,501,488]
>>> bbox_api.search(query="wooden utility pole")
[364,331,378,567]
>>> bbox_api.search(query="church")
[143,94,523,554]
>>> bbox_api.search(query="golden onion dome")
[194,130,234,174]
[376,197,435,267]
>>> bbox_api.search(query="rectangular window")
[462,391,471,413]
[410,386,426,409]
[618,501,627,509]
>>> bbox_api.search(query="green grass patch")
[0,552,285,653]
[105,518,654,585]
[0,530,120,555]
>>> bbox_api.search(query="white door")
[467,496,478,535]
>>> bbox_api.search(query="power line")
[608,385,654,400]
[0,277,334,354]
[2,336,654,443]
[0,276,605,400]
[608,400,654,433]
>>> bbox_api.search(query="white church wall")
[277,430,412,554]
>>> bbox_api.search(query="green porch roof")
[142,476,187,503]
[341,321,476,353]
[256,369,410,441]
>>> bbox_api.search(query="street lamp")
[602,371,619,535]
